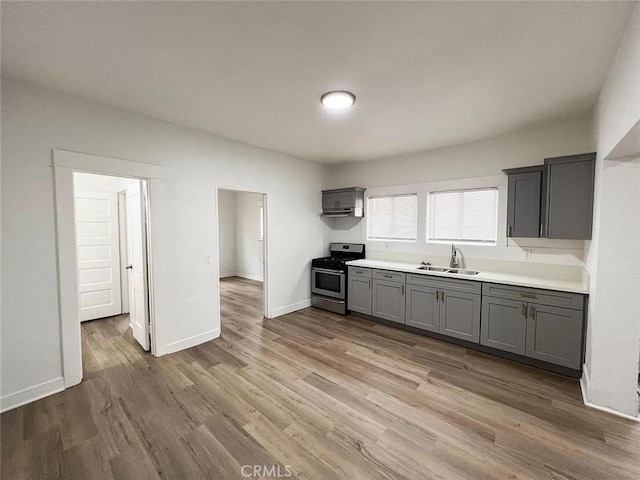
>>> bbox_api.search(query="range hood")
[322,187,366,217]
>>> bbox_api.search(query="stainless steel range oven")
[311,243,365,315]
[312,268,345,299]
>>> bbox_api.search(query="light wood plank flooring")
[2,276,639,479]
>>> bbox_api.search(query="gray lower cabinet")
[405,285,439,333]
[480,297,527,355]
[526,303,583,369]
[347,276,371,315]
[439,289,481,343]
[372,279,405,324]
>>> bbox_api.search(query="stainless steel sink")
[417,266,449,272]
[446,268,480,275]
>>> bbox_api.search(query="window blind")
[367,194,417,241]
[427,188,498,245]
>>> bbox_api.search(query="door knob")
[126,265,133,270]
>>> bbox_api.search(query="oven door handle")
[312,268,345,276]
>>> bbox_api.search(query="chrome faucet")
[450,244,461,269]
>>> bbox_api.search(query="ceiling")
[1,2,635,164]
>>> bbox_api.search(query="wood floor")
[2,276,639,479]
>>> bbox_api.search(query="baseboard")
[220,272,263,282]
[580,365,639,422]
[235,273,263,282]
[1,377,65,413]
[166,328,220,354]
[269,299,312,319]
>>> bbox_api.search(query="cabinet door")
[405,285,439,333]
[546,157,595,239]
[525,303,583,369]
[480,297,527,355]
[507,171,542,238]
[348,276,371,315]
[372,280,405,324]
[322,191,355,210]
[438,290,481,343]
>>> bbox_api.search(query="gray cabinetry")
[439,289,481,342]
[405,285,439,332]
[348,275,372,315]
[480,297,527,354]
[482,283,585,370]
[503,153,595,240]
[544,153,595,240]
[405,275,481,343]
[372,279,405,324]
[505,168,544,238]
[525,303,583,369]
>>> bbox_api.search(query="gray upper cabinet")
[321,187,365,217]
[348,275,372,316]
[504,153,595,240]
[544,153,595,240]
[505,168,544,238]
[372,279,405,324]
[525,303,583,369]
[480,297,527,355]
[439,289,481,343]
[405,284,439,333]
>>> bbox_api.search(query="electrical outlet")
[205,253,213,264]
[523,249,532,260]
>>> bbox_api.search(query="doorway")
[217,188,268,323]
[73,172,152,354]
[53,149,166,389]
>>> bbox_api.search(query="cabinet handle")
[441,291,445,303]
[436,290,439,302]
[507,225,513,237]
[520,293,537,299]
[529,305,535,319]
[522,303,527,316]
[368,279,371,289]
[540,224,545,237]
[401,284,405,296]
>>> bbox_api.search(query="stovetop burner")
[311,243,366,272]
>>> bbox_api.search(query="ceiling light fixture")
[320,90,356,110]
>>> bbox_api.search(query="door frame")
[215,187,269,318]
[52,149,167,389]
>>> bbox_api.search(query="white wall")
[325,118,594,277]
[218,189,238,277]
[235,191,264,282]
[583,4,640,418]
[217,189,264,281]
[1,80,326,410]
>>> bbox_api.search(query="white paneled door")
[75,191,122,321]
[126,181,150,351]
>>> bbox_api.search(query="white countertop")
[345,259,589,294]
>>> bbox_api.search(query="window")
[427,188,498,245]
[367,194,418,241]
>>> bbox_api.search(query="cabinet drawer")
[373,269,406,283]
[348,267,371,278]
[406,274,481,295]
[482,283,584,310]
